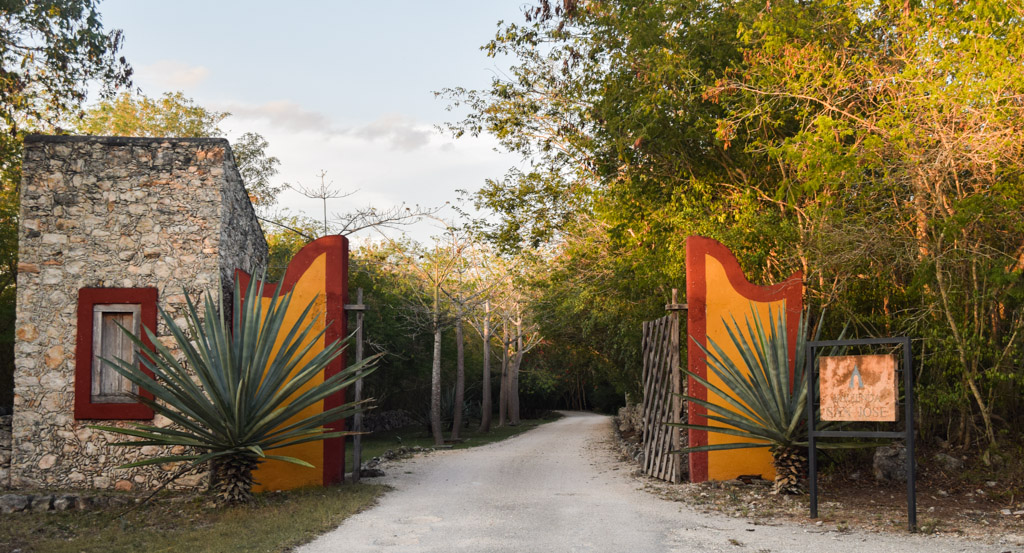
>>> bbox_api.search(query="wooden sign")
[820,354,897,421]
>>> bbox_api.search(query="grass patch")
[0,484,385,553]
[346,415,562,467]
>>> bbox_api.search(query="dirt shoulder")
[614,421,1024,548]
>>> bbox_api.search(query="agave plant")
[92,274,377,504]
[678,305,843,494]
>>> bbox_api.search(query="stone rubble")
[614,405,645,465]
[932,452,964,472]
[0,415,11,488]
[872,442,914,483]
[363,445,435,471]
[0,491,138,514]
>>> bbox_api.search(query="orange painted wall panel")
[237,235,348,491]
[686,236,802,482]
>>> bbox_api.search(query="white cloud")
[350,114,432,151]
[225,105,436,152]
[220,100,339,134]
[138,60,210,90]
[262,128,519,243]
[214,105,521,243]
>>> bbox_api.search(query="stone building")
[2,135,267,490]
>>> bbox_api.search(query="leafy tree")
[436,238,505,438]
[452,0,1024,448]
[0,0,133,408]
[232,131,282,211]
[0,0,132,139]
[390,229,467,445]
[77,90,283,210]
[707,0,1024,447]
[442,0,791,414]
[349,241,439,416]
[77,91,226,137]
[94,275,377,504]
[0,177,15,407]
[264,215,321,280]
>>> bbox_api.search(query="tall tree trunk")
[451,307,465,440]
[430,289,444,445]
[934,239,997,447]
[478,301,492,432]
[498,319,509,427]
[509,316,523,425]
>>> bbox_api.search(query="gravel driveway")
[297,411,1012,553]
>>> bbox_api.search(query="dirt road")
[298,412,1011,552]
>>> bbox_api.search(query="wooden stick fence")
[640,289,686,483]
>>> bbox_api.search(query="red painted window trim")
[74,288,158,420]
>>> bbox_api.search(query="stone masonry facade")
[5,135,267,491]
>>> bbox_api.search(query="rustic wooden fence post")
[345,288,366,483]
[665,288,687,483]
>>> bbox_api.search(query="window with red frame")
[74,288,158,420]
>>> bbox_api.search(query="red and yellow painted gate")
[685,236,802,482]
[236,235,349,490]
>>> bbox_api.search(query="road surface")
[298,411,1013,552]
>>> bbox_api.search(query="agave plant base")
[770,445,807,495]
[212,456,261,504]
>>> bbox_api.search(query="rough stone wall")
[218,147,268,297]
[11,135,267,491]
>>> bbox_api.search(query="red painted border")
[74,288,158,420]
[685,236,802,482]
[236,235,349,485]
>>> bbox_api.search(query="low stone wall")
[617,404,642,435]
[1,415,11,488]
[0,490,142,513]
[361,409,417,433]
[614,404,644,465]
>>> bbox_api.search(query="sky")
[96,1,527,244]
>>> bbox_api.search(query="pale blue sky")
[97,1,527,242]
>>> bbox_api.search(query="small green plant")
[919,517,943,534]
[93,275,378,504]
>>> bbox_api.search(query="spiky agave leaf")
[671,305,859,493]
[91,272,378,502]
[674,306,809,451]
[674,305,853,451]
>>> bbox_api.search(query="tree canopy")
[0,0,132,139]
[0,0,133,408]
[445,0,1024,444]
[76,91,226,138]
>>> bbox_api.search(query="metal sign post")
[806,337,916,532]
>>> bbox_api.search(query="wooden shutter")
[91,304,141,403]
